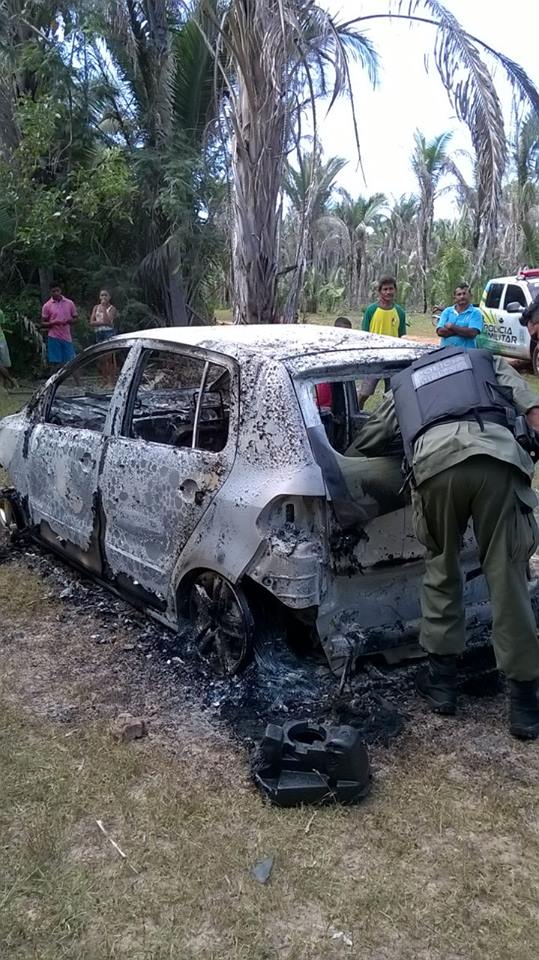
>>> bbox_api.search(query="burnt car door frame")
[23,341,138,574]
[97,340,240,609]
[294,359,409,535]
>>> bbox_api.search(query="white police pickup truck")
[479,269,539,371]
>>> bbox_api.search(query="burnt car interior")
[128,349,230,453]
[314,376,386,453]
[47,349,130,431]
[46,346,231,453]
[310,370,409,524]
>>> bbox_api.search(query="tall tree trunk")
[419,219,430,314]
[305,234,317,314]
[231,58,284,324]
[283,165,326,322]
[165,249,189,326]
[355,239,365,309]
[348,242,355,309]
[38,266,52,303]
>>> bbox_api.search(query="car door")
[98,344,238,605]
[303,363,487,629]
[499,282,530,359]
[26,345,132,570]
[480,281,506,353]
[305,367,411,564]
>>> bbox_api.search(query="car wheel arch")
[531,339,539,375]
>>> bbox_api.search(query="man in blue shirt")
[436,283,483,349]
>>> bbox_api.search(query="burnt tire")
[188,571,254,676]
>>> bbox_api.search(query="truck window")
[503,284,527,309]
[485,283,504,309]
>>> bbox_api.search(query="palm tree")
[344,1,539,270]
[284,151,348,227]
[283,150,348,315]
[412,130,453,312]
[513,113,539,266]
[202,0,539,322]
[380,194,419,282]
[91,0,221,324]
[198,0,378,323]
[331,191,388,308]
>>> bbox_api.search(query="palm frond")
[98,0,174,146]
[284,151,347,213]
[516,112,539,187]
[171,0,220,144]
[403,1,506,267]
[484,48,539,117]
[17,314,46,364]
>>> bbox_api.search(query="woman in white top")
[89,290,118,343]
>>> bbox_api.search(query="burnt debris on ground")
[0,541,498,749]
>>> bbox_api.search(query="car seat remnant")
[252,719,371,806]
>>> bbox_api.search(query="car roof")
[116,323,426,363]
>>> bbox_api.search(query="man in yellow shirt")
[359,276,406,408]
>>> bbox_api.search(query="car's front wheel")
[187,571,254,676]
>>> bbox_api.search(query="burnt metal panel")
[99,350,240,602]
[26,424,104,554]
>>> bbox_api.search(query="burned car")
[0,325,518,675]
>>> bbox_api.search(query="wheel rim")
[189,572,254,675]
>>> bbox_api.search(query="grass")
[214,307,436,339]
[0,385,35,419]
[0,608,538,960]
[0,667,538,959]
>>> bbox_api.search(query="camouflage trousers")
[413,455,539,681]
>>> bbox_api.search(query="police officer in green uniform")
[349,346,539,740]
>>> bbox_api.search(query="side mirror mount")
[507,301,524,313]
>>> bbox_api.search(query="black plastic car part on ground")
[252,719,371,807]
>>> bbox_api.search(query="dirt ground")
[1,536,538,960]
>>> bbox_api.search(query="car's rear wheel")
[188,571,254,676]
[0,491,24,536]
[532,341,539,376]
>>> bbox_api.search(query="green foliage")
[0,95,135,267]
[301,266,347,313]
[430,239,474,305]
[0,291,44,374]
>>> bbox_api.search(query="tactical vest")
[390,347,516,461]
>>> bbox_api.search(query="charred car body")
[0,325,527,674]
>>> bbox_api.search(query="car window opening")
[313,375,392,456]
[129,349,230,453]
[47,349,130,432]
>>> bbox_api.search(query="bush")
[0,293,44,376]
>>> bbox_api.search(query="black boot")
[508,679,539,740]
[415,654,458,716]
